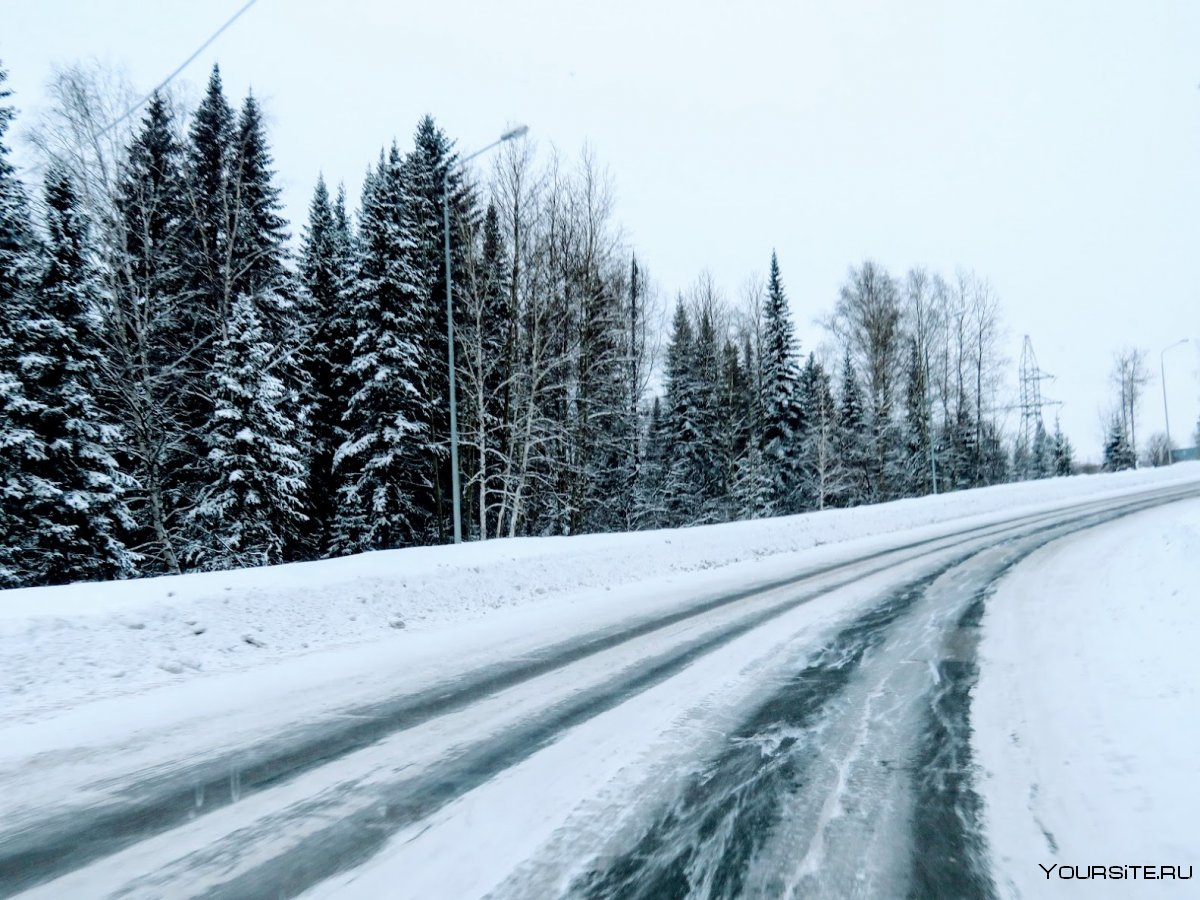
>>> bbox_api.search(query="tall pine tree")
[332,148,430,552]
[298,176,356,554]
[717,339,751,522]
[661,300,702,526]
[0,62,45,585]
[402,116,471,543]
[183,65,236,343]
[1031,419,1052,479]
[108,91,192,574]
[188,90,308,567]
[756,252,801,515]
[188,292,307,570]
[690,306,726,523]
[835,351,871,507]
[3,167,136,585]
[901,337,934,495]
[1051,417,1074,477]
[635,396,668,528]
[1102,414,1135,472]
[796,353,840,511]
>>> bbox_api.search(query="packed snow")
[2,464,1198,899]
[973,494,1200,897]
[2,464,1198,728]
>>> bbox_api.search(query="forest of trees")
[0,61,1080,589]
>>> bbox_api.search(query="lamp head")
[500,124,529,142]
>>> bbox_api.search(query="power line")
[95,0,261,139]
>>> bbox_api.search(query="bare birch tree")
[1111,347,1152,458]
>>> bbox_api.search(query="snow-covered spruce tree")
[2,167,136,585]
[661,300,703,526]
[796,352,840,511]
[1051,417,1074,476]
[689,306,726,524]
[107,91,192,574]
[716,338,751,522]
[572,251,628,536]
[834,351,871,507]
[945,394,978,490]
[634,396,668,528]
[730,334,764,518]
[901,336,934,496]
[979,419,1009,485]
[619,255,649,531]
[169,66,240,561]
[756,252,801,516]
[228,93,291,307]
[401,116,471,544]
[188,293,307,570]
[331,148,431,553]
[1031,419,1052,479]
[182,65,236,342]
[0,62,45,586]
[1102,414,1136,472]
[186,91,309,568]
[562,163,631,537]
[1010,435,1031,482]
[0,62,35,311]
[298,176,356,555]
[233,91,309,540]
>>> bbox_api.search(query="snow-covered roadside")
[973,496,1200,898]
[1,464,1198,723]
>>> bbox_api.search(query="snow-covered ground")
[2,463,1198,727]
[3,465,1199,898]
[973,495,1200,898]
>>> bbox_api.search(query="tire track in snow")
[4,487,1197,898]
[569,491,1195,900]
[1,501,1111,898]
[572,574,943,900]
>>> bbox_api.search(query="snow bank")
[2,463,1198,721]
[973,494,1200,898]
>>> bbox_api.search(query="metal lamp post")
[1160,338,1190,463]
[443,124,529,543]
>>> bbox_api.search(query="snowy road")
[2,483,1197,899]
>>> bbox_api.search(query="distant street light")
[1160,338,1190,463]
[443,124,529,544]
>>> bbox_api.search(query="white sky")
[5,0,1199,462]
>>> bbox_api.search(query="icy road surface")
[1,482,1197,899]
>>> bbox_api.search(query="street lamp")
[1160,338,1190,463]
[443,124,529,543]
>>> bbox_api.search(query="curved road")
[2,484,1196,899]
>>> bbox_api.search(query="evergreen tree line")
[1,61,1076,588]
[634,257,1077,530]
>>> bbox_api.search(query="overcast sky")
[5,0,1199,461]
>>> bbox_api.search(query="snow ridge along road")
[3,482,1198,899]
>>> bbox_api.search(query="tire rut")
[4,487,1196,898]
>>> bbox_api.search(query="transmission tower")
[1015,335,1060,466]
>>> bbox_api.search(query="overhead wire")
[95,0,261,138]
